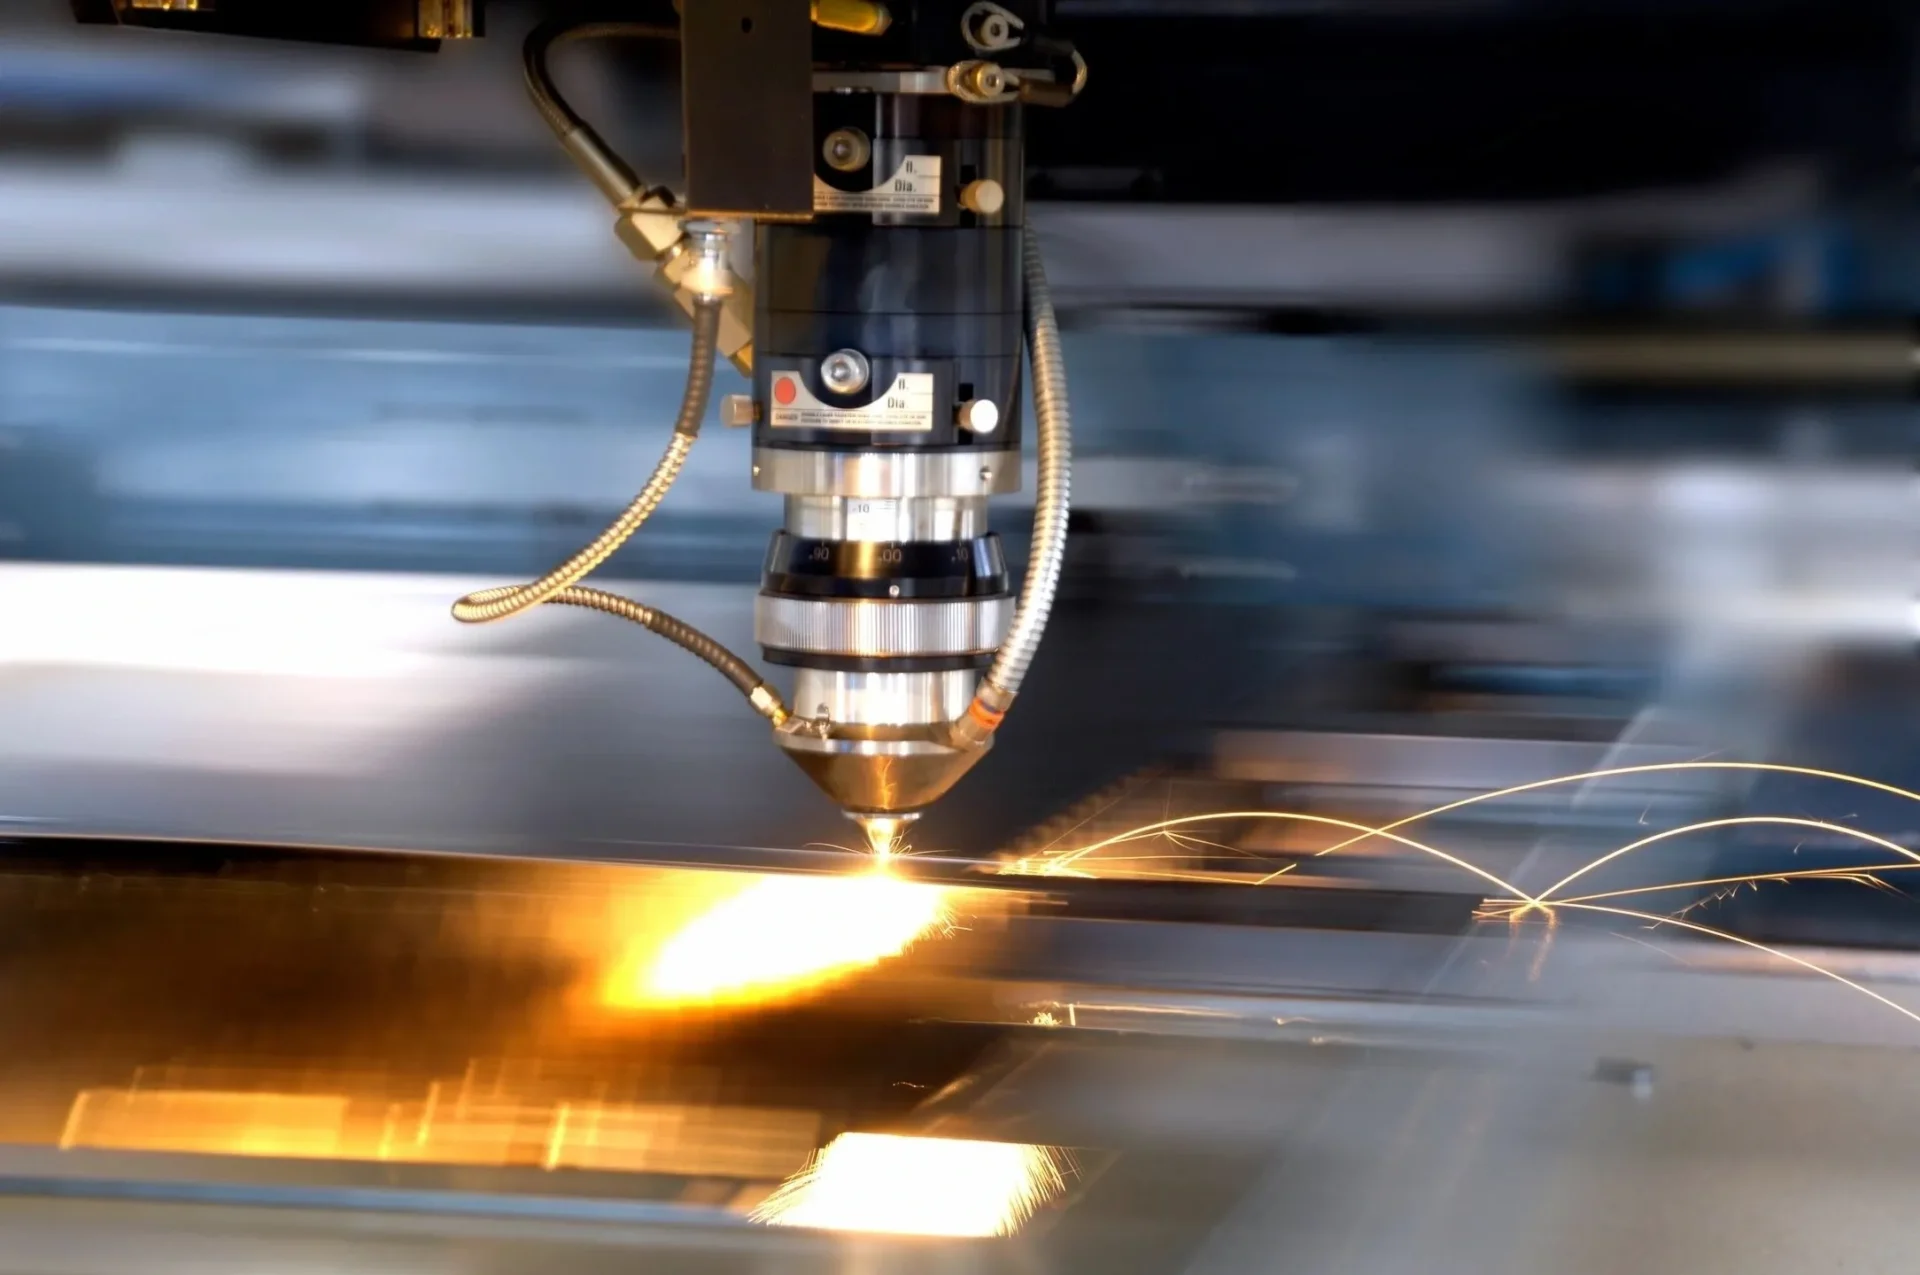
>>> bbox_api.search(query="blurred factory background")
[7,1,1920,1271]
[3,0,1915,861]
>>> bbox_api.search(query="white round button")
[960,179,1005,216]
[958,398,1000,434]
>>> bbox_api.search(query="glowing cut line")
[613,870,953,1008]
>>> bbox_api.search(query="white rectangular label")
[812,155,942,215]
[770,371,936,432]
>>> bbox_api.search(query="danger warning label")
[769,371,936,432]
[812,155,943,215]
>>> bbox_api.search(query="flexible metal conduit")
[447,272,788,723]
[957,222,1072,742]
[451,299,720,625]
[538,584,789,724]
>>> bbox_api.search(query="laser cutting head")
[749,85,1030,833]
[74,3,1082,854]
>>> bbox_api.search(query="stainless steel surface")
[753,449,1023,498]
[776,729,952,757]
[720,393,756,427]
[0,1194,999,1275]
[791,668,975,725]
[783,495,988,541]
[755,594,1013,657]
[811,69,955,95]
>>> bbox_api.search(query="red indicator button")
[773,375,798,406]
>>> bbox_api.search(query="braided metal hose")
[467,27,783,726]
[540,585,791,725]
[451,299,720,624]
[955,222,1073,743]
[446,299,787,723]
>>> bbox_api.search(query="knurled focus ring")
[755,595,1013,659]
[762,533,1009,600]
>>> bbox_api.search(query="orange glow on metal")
[60,1090,348,1160]
[752,1133,1068,1236]
[60,1080,822,1179]
[603,866,954,1009]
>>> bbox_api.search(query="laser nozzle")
[850,812,918,861]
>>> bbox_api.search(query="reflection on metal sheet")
[62,1089,349,1160]
[61,1080,822,1181]
[754,1133,1070,1238]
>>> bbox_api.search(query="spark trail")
[1534,817,1920,904]
[1246,760,1920,884]
[1008,810,1534,903]
[1019,767,1920,1031]
[1553,862,1920,908]
[1550,901,1920,1027]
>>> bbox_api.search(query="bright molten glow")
[752,1133,1067,1237]
[626,870,952,1007]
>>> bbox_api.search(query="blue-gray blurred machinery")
[7,3,1920,1273]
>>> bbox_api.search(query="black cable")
[522,19,679,205]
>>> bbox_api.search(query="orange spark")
[1554,901,1920,1027]
[1535,817,1920,904]
[1026,810,1532,903]
[1280,760,1920,878]
[1554,862,1920,908]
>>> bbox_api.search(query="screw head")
[820,349,871,396]
[952,60,1008,101]
[822,127,871,173]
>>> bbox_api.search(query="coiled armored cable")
[452,298,720,625]
[536,585,789,725]
[452,51,791,727]
[956,222,1073,743]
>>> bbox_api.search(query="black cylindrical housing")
[753,95,1025,454]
